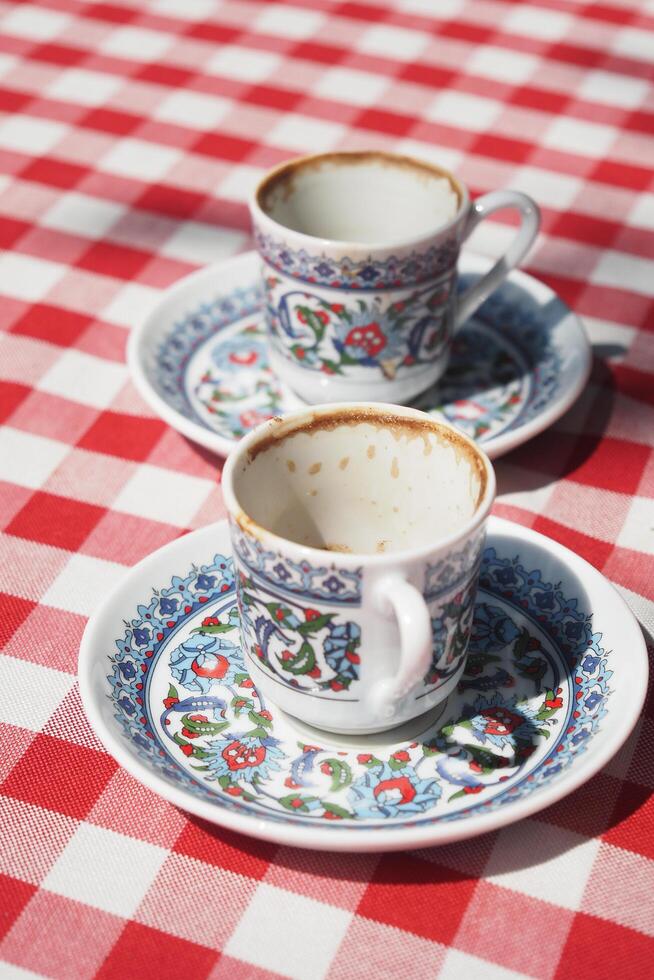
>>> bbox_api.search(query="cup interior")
[230,409,488,556]
[256,152,461,246]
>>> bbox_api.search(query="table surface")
[0,1,653,978]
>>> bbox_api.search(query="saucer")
[128,252,591,459]
[79,518,646,853]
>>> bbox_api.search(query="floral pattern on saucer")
[106,544,611,828]
[144,270,562,452]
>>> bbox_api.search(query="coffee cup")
[249,151,540,405]
[221,403,495,734]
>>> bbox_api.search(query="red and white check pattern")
[0,0,653,976]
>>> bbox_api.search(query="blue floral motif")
[323,623,361,683]
[169,632,242,694]
[204,734,285,785]
[255,229,459,290]
[471,604,521,652]
[349,763,441,819]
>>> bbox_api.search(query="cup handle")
[368,576,433,722]
[454,190,540,331]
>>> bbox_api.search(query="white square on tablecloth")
[268,114,345,154]
[153,90,232,129]
[253,5,326,40]
[542,117,616,159]
[617,496,654,555]
[396,0,465,16]
[628,193,654,231]
[161,221,246,265]
[217,164,265,202]
[590,251,654,297]
[43,824,168,917]
[101,282,160,328]
[579,70,650,110]
[357,23,428,61]
[41,553,126,616]
[0,656,74,733]
[611,27,654,62]
[0,116,66,155]
[312,67,389,107]
[0,429,69,490]
[40,192,125,240]
[100,138,181,182]
[0,962,48,979]
[38,350,126,409]
[0,53,18,78]
[466,47,539,85]
[225,882,351,979]
[425,91,502,131]
[484,818,601,909]
[47,69,123,108]
[112,463,214,526]
[503,7,573,41]
[99,26,172,61]
[494,462,556,515]
[508,167,581,211]
[440,949,530,980]
[207,46,282,83]
[149,0,216,19]
[1,5,70,41]
[0,253,65,302]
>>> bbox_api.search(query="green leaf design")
[280,639,316,676]
[388,756,408,772]
[322,802,353,819]
[279,794,317,813]
[264,601,294,627]
[248,709,272,730]
[192,622,237,635]
[297,613,333,635]
[323,759,352,792]
[180,713,230,736]
[167,684,178,700]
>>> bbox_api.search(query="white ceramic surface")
[250,152,540,403]
[221,404,495,734]
[79,518,647,853]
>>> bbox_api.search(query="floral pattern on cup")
[105,544,611,825]
[255,228,459,290]
[264,271,453,380]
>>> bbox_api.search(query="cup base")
[277,696,450,744]
[269,346,449,406]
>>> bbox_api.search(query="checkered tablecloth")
[1,0,653,977]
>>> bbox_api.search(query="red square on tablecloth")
[11,303,91,347]
[0,381,30,424]
[0,874,36,940]
[0,594,37,648]
[5,491,107,551]
[78,410,166,461]
[555,913,654,979]
[603,781,654,860]
[173,819,276,880]
[565,437,651,496]
[96,922,219,980]
[1,734,117,820]
[356,854,477,944]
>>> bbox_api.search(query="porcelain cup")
[249,151,540,405]
[221,402,495,734]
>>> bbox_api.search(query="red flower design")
[392,750,410,763]
[344,322,387,358]
[202,616,220,627]
[373,776,416,805]
[239,409,270,429]
[544,696,563,709]
[192,653,229,679]
[479,707,523,736]
[305,609,320,620]
[222,740,266,771]
[163,696,178,709]
[229,350,257,366]
[464,785,483,794]
[180,744,193,757]
[297,309,328,325]
[357,754,373,764]
[331,303,345,313]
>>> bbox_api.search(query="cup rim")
[249,150,470,254]
[222,402,496,568]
